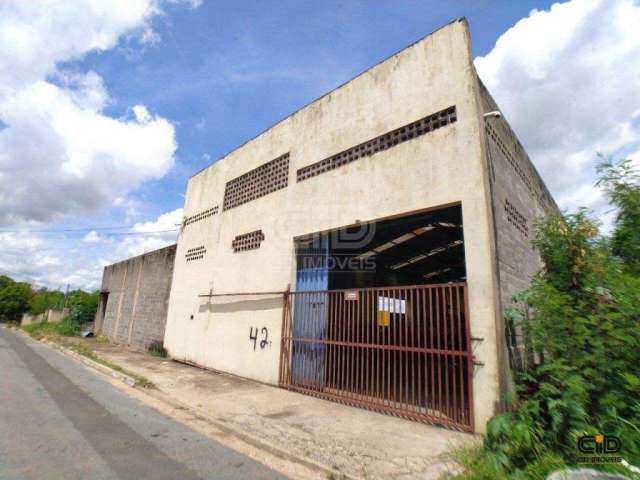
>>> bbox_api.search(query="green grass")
[147,340,168,358]
[23,317,80,338]
[21,322,155,389]
[67,342,155,389]
[445,445,567,480]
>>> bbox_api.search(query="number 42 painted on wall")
[249,327,271,350]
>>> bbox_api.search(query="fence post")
[278,284,291,386]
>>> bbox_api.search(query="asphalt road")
[0,327,287,480]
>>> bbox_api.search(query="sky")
[0,0,639,290]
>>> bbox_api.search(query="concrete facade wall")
[164,19,506,432]
[97,245,176,350]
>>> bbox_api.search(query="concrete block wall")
[46,308,69,324]
[97,245,176,351]
[21,313,44,326]
[21,308,69,326]
[477,78,559,394]
[479,79,557,314]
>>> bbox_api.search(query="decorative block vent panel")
[185,205,219,227]
[486,123,534,196]
[504,199,528,238]
[185,245,207,262]
[297,106,457,182]
[232,230,265,252]
[223,154,289,211]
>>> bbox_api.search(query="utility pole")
[63,284,70,308]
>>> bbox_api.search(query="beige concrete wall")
[165,19,503,432]
[99,245,176,350]
[46,308,69,324]
[20,308,68,326]
[21,313,44,326]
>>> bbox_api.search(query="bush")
[28,288,65,315]
[23,317,81,338]
[0,277,32,322]
[147,340,168,358]
[67,290,99,324]
[55,317,82,336]
[597,157,640,276]
[454,157,640,479]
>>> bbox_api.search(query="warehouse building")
[163,18,556,433]
[95,244,176,350]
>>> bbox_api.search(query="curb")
[140,385,354,480]
[8,328,138,387]
[44,340,138,387]
[11,328,353,480]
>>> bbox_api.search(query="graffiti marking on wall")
[249,326,271,350]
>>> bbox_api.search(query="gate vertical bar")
[278,283,473,431]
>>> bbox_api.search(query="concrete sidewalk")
[59,336,475,479]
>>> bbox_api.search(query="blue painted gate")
[291,235,328,387]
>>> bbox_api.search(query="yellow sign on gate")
[376,296,406,327]
[377,310,390,327]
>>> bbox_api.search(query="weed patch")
[23,317,80,338]
[451,158,640,479]
[21,325,155,389]
[147,340,167,358]
[65,342,155,389]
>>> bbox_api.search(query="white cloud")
[132,105,153,123]
[112,208,182,259]
[82,230,104,243]
[475,0,640,214]
[58,268,103,290]
[113,196,145,222]
[630,150,640,170]
[0,0,159,91]
[167,0,203,9]
[0,1,177,226]
[0,231,61,285]
[130,207,183,235]
[0,229,107,289]
[117,236,176,259]
[0,207,182,288]
[0,1,191,289]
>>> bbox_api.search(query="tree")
[597,156,640,275]
[0,279,33,322]
[455,159,640,479]
[28,288,65,315]
[0,275,13,290]
[67,290,99,324]
[0,275,99,325]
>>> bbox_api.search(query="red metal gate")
[278,283,474,431]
